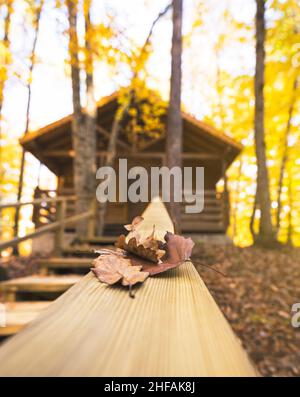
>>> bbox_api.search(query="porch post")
[222,155,230,231]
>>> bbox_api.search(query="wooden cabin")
[20,92,242,235]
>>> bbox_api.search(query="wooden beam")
[96,125,131,150]
[0,276,82,302]
[0,195,76,210]
[43,150,220,160]
[0,199,257,376]
[0,209,92,251]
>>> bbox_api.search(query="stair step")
[181,213,223,222]
[39,257,91,269]
[62,246,107,257]
[182,222,225,232]
[0,301,50,337]
[79,236,117,245]
[0,275,82,301]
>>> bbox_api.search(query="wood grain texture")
[0,199,257,376]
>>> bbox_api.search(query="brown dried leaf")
[164,232,195,263]
[116,233,166,263]
[124,216,144,231]
[141,232,195,276]
[92,252,149,286]
[121,265,149,286]
[140,225,156,248]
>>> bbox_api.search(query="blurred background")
[1,0,299,253]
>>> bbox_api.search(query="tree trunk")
[67,0,90,237]
[287,167,293,246]
[0,0,13,164]
[276,76,298,233]
[254,0,275,245]
[84,0,97,236]
[250,184,258,241]
[232,159,242,239]
[166,0,183,231]
[13,0,44,248]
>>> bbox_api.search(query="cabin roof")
[20,92,242,175]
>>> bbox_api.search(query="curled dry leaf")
[92,253,149,287]
[116,234,166,263]
[94,248,126,257]
[124,216,144,232]
[141,232,195,276]
[164,232,194,263]
[124,216,144,242]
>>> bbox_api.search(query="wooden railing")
[0,196,95,254]
[0,199,257,376]
[32,188,57,227]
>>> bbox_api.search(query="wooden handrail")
[0,210,93,251]
[0,199,258,376]
[0,195,76,210]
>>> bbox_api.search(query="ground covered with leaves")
[0,255,41,282]
[192,244,300,377]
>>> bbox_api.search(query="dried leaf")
[140,225,156,248]
[116,233,166,263]
[141,232,195,276]
[92,252,149,287]
[164,232,195,263]
[94,248,126,256]
[121,265,148,286]
[124,216,144,231]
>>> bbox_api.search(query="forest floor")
[1,245,300,376]
[192,243,300,377]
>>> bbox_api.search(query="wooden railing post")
[87,199,96,240]
[54,199,66,256]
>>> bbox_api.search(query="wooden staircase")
[0,253,95,339]
[0,195,117,340]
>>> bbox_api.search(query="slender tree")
[0,0,13,163]
[276,75,298,232]
[13,0,44,243]
[253,0,275,245]
[67,0,92,237]
[232,158,243,239]
[83,0,97,222]
[286,164,293,246]
[166,0,183,231]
